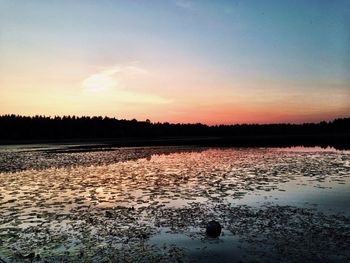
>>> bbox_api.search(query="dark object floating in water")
[206,220,222,238]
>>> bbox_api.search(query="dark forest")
[1,115,349,149]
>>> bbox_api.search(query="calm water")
[0,146,349,262]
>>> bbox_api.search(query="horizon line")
[1,113,349,127]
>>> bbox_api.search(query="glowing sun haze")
[0,0,349,124]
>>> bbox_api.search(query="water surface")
[0,146,349,262]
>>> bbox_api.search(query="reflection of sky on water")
[0,146,349,262]
[149,228,243,263]
[232,176,350,215]
[1,146,349,218]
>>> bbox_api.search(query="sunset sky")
[0,0,349,124]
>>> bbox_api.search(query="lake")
[0,145,349,262]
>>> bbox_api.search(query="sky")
[0,0,349,124]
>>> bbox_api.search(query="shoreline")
[0,133,349,150]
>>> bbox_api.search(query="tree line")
[0,114,349,141]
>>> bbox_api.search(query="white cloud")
[82,63,148,91]
[82,74,118,92]
[81,63,170,104]
[100,64,148,77]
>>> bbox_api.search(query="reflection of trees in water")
[0,115,349,149]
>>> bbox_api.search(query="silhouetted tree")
[0,114,349,148]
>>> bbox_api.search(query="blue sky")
[0,0,349,123]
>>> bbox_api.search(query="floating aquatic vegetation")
[0,146,206,173]
[0,147,349,262]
